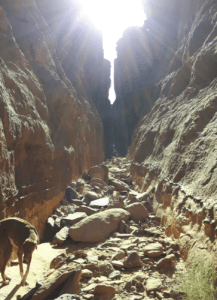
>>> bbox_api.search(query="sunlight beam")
[75,0,146,103]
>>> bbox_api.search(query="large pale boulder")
[126,203,149,223]
[69,209,130,242]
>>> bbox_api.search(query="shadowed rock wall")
[113,0,205,156]
[0,0,110,238]
[128,0,217,255]
[37,0,113,158]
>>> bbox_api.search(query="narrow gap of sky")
[79,0,146,104]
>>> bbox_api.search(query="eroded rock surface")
[0,0,108,238]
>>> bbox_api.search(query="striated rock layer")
[128,0,217,262]
[0,0,110,238]
[113,0,204,156]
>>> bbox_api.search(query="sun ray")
[73,0,146,103]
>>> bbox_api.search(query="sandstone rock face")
[113,0,205,156]
[129,0,217,201]
[0,0,108,238]
[128,1,217,258]
[37,0,113,159]
[68,209,130,242]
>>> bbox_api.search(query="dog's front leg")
[17,250,23,279]
[20,263,30,286]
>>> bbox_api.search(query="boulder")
[53,227,69,246]
[123,252,142,268]
[42,217,57,242]
[112,249,125,260]
[144,243,164,257]
[93,284,118,295]
[126,203,149,223]
[98,262,115,277]
[69,209,130,242]
[59,265,82,296]
[146,278,162,295]
[82,269,93,278]
[118,220,126,233]
[71,200,84,206]
[50,253,68,269]
[32,264,79,300]
[88,165,109,183]
[112,261,124,268]
[65,187,78,202]
[60,212,87,227]
[69,180,77,188]
[109,270,121,280]
[76,179,85,193]
[90,178,107,187]
[109,178,129,191]
[156,254,176,270]
[89,197,110,208]
[54,295,80,300]
[85,191,98,200]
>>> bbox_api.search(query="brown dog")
[0,217,39,285]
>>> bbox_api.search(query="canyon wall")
[128,0,217,262]
[0,0,110,238]
[113,0,204,156]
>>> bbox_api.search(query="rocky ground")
[1,157,187,300]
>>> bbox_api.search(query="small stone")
[61,212,87,227]
[89,197,110,208]
[93,284,118,295]
[50,253,67,269]
[65,187,78,202]
[76,179,85,193]
[98,262,114,277]
[156,254,176,270]
[112,261,124,268]
[76,205,98,216]
[82,269,93,278]
[85,191,98,199]
[144,243,163,257]
[53,227,69,246]
[146,278,162,294]
[112,249,125,260]
[123,252,142,268]
[126,203,149,223]
[83,295,95,300]
[109,270,121,280]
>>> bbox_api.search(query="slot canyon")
[1,0,217,299]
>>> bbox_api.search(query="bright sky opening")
[78,0,146,104]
